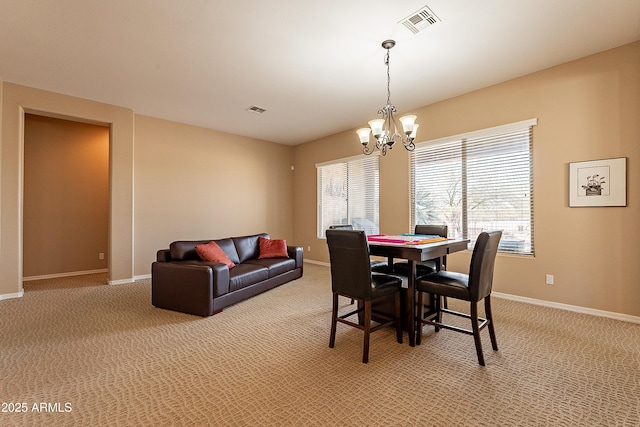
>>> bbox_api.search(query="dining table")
[367,235,470,346]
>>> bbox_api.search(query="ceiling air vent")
[246,105,267,114]
[400,5,440,34]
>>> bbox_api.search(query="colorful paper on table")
[367,234,448,245]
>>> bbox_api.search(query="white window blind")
[317,155,380,238]
[410,119,536,255]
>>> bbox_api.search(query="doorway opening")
[23,113,110,284]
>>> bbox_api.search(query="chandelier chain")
[385,49,391,106]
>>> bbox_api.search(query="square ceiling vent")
[399,5,440,34]
[246,105,267,114]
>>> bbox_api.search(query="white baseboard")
[108,278,136,285]
[492,292,640,324]
[304,259,330,267]
[10,261,639,324]
[23,269,108,282]
[0,290,24,301]
[19,269,144,286]
[304,261,639,324]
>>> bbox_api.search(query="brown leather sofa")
[152,233,303,316]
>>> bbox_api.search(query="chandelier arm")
[403,140,416,151]
[389,106,401,140]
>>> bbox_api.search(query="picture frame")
[569,157,627,207]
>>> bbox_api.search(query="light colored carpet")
[1,264,638,426]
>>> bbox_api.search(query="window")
[317,154,379,238]
[410,119,536,255]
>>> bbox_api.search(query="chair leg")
[485,296,498,351]
[329,293,338,348]
[394,292,403,344]
[470,301,485,366]
[434,294,442,332]
[416,291,424,345]
[363,300,372,363]
[440,258,448,309]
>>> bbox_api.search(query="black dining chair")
[328,224,388,272]
[328,224,389,305]
[392,224,448,277]
[326,229,403,363]
[393,225,449,312]
[415,230,502,366]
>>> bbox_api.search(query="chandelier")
[357,40,418,156]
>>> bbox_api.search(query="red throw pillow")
[258,237,289,259]
[195,241,235,268]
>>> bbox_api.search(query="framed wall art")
[569,157,627,207]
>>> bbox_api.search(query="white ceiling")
[1,1,639,145]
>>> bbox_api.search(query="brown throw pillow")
[195,241,235,268]
[258,237,289,259]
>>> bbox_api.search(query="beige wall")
[293,41,640,317]
[0,83,134,295]
[23,114,109,277]
[0,83,295,294]
[133,115,295,276]
[1,41,638,318]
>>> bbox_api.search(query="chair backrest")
[325,229,373,300]
[415,224,449,269]
[415,224,448,237]
[328,224,354,230]
[468,230,502,301]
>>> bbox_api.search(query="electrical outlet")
[307,246,311,252]
[545,274,554,285]
[99,253,105,260]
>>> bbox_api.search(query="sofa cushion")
[195,241,235,269]
[258,237,289,259]
[170,240,211,261]
[233,233,268,263]
[228,264,269,292]
[214,238,241,265]
[245,258,296,278]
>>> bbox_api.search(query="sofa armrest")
[208,262,231,298]
[287,246,304,269]
[157,249,171,262]
[151,261,230,316]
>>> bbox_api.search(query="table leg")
[408,260,416,347]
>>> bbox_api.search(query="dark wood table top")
[368,238,469,260]
[367,237,470,346]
